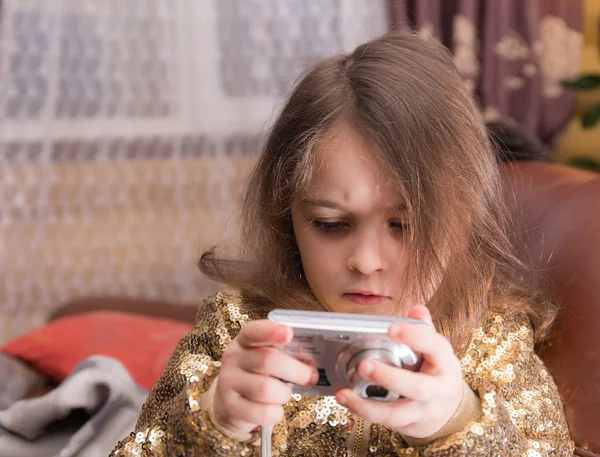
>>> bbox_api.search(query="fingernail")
[362,361,373,376]
[276,326,288,342]
[337,393,348,406]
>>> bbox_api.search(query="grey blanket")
[0,355,148,457]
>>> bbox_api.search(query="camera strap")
[261,424,273,457]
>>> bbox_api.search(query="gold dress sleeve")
[108,289,275,457]
[388,312,574,457]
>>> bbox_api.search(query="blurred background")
[0,0,392,345]
[0,0,599,419]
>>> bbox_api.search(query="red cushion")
[1,311,193,390]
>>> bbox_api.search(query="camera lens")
[365,385,389,399]
[338,340,419,402]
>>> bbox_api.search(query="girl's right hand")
[212,320,319,436]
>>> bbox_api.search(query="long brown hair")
[199,31,556,352]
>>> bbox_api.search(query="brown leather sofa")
[502,161,600,457]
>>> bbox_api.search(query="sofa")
[501,161,600,457]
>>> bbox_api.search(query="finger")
[219,391,285,427]
[238,347,319,387]
[358,359,437,402]
[407,305,434,327]
[388,321,454,372]
[236,320,292,349]
[231,370,293,405]
[336,388,422,430]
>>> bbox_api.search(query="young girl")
[110,32,573,457]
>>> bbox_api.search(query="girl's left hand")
[335,305,464,439]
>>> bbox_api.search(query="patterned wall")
[0,0,389,343]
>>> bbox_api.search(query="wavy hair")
[199,32,556,352]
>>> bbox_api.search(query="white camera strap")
[261,424,273,457]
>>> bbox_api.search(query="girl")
[110,32,573,457]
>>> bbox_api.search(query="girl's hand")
[335,305,465,439]
[212,320,319,437]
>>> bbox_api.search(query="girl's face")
[291,123,410,316]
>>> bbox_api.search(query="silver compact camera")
[268,309,429,402]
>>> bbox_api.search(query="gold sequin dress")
[109,288,574,457]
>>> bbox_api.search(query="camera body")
[268,309,429,402]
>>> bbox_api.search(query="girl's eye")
[390,221,410,231]
[312,220,349,233]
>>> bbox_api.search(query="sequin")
[470,423,485,436]
[109,288,574,457]
[187,397,200,412]
[179,354,220,379]
[483,392,496,407]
